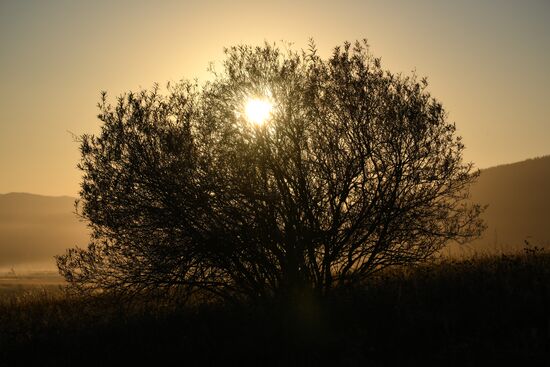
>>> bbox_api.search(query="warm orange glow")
[245,98,273,125]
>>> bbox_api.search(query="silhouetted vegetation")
[56,41,483,303]
[3,252,549,366]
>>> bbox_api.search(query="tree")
[56,40,484,303]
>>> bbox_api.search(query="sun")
[245,98,273,125]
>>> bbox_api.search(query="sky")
[1,0,549,196]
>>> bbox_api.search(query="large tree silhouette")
[57,41,484,302]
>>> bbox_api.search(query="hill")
[461,155,550,254]
[0,156,548,270]
[0,193,88,271]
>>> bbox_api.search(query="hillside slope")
[464,155,550,253]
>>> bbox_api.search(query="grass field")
[1,251,549,366]
[0,271,64,299]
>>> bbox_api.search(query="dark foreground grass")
[1,252,549,366]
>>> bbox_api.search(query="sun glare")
[245,98,273,125]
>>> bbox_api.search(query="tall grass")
[1,252,549,366]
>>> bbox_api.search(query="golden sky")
[1,0,549,196]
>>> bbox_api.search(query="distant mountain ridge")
[1,156,549,270]
[0,192,76,218]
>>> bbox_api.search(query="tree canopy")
[56,40,484,303]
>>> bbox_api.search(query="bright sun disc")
[245,98,273,125]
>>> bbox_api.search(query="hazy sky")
[1,0,549,196]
